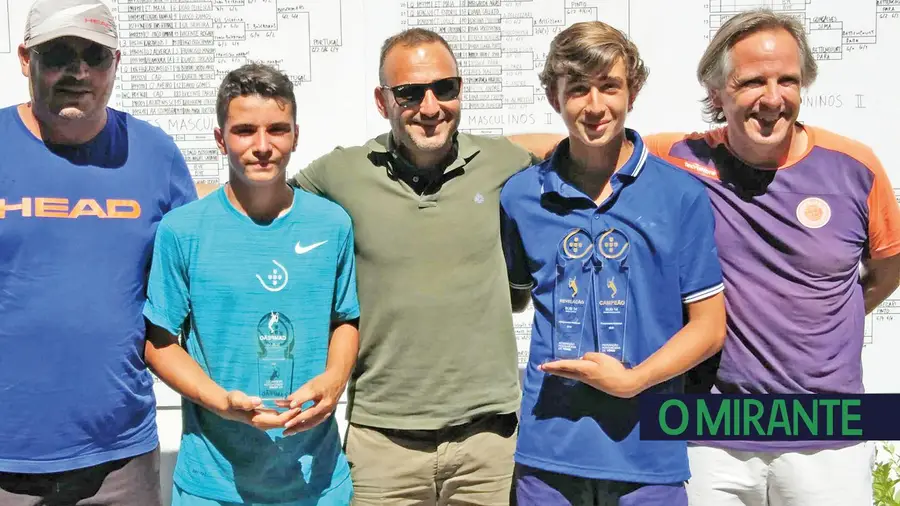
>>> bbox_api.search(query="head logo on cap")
[24,0,118,50]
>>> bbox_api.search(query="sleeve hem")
[143,304,184,337]
[510,281,534,290]
[869,243,900,260]
[332,306,361,322]
[682,282,725,304]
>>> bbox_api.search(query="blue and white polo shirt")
[500,128,724,483]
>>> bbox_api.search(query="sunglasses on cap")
[31,41,115,71]
[382,76,462,107]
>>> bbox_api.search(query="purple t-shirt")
[647,125,900,451]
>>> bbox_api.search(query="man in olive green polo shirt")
[286,28,556,506]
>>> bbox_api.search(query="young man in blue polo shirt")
[142,63,359,505]
[501,21,727,505]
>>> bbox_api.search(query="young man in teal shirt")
[142,63,359,505]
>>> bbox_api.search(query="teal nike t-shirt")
[143,186,358,503]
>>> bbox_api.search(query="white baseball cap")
[24,0,118,50]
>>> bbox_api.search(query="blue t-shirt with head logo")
[0,105,197,472]
[143,186,359,503]
[500,129,724,483]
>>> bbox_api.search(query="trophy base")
[258,359,293,411]
[258,398,292,412]
[598,343,624,364]
[552,336,583,361]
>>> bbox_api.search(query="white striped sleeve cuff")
[510,281,534,290]
[682,282,725,304]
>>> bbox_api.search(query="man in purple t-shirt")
[647,9,900,506]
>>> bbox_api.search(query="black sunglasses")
[31,42,115,71]
[382,77,462,107]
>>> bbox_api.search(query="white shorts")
[685,442,875,506]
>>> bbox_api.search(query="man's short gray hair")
[697,8,817,123]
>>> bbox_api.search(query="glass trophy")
[553,229,592,360]
[256,312,295,409]
[595,229,630,364]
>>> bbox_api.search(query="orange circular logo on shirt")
[796,197,831,229]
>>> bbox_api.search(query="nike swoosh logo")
[295,240,327,254]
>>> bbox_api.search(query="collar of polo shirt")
[366,131,482,176]
[540,128,649,198]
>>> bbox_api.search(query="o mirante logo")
[638,394,900,441]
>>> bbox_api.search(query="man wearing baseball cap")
[0,0,197,504]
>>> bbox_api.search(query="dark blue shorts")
[513,463,688,506]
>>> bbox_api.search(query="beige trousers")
[345,413,518,506]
